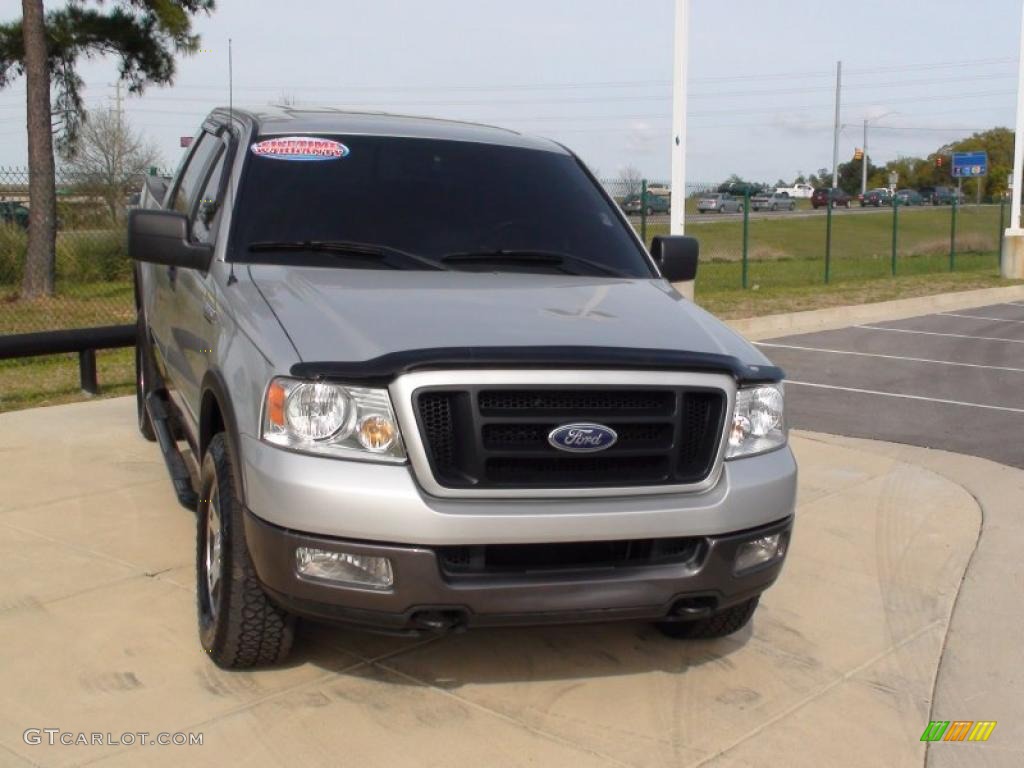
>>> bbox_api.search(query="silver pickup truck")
[130,108,796,668]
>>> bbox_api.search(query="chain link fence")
[0,166,168,410]
[599,178,1005,293]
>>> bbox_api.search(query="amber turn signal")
[267,381,287,427]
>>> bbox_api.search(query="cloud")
[769,113,831,135]
[624,120,661,154]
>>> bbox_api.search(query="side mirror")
[128,209,213,271]
[650,235,699,282]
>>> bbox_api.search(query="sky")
[0,0,1021,185]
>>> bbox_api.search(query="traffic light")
[936,156,944,168]
[853,148,864,161]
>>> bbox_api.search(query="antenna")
[226,38,237,286]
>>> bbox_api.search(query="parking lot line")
[940,312,1024,325]
[755,342,1024,374]
[785,380,1024,414]
[854,325,1024,344]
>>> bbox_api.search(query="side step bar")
[145,392,199,511]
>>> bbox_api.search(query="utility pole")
[831,61,842,189]
[109,81,124,132]
[861,117,868,197]
[670,0,689,238]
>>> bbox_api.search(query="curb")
[726,284,1024,341]
[801,432,1024,767]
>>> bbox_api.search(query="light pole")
[1003,0,1024,278]
[861,111,897,197]
[671,0,689,238]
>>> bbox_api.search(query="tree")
[951,127,1014,198]
[617,164,644,198]
[0,0,215,298]
[16,0,55,299]
[832,156,883,195]
[63,109,163,224]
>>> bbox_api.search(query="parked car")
[774,183,814,199]
[621,191,670,216]
[860,188,892,207]
[930,186,957,205]
[0,201,30,229]
[717,181,764,198]
[917,186,935,204]
[130,107,796,668]
[895,189,924,206]
[750,192,796,212]
[810,188,851,209]
[697,192,742,213]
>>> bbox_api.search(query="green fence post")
[640,179,648,246]
[949,196,958,271]
[825,190,833,284]
[891,197,899,276]
[742,191,750,289]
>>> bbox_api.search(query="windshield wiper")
[247,240,445,271]
[440,249,626,277]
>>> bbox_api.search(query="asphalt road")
[628,201,987,227]
[756,302,1024,469]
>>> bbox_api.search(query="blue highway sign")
[951,151,988,178]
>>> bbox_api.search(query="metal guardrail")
[0,324,134,394]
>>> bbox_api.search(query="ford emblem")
[548,423,618,453]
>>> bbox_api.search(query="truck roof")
[212,106,568,154]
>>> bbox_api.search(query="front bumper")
[244,511,793,632]
[240,434,798,544]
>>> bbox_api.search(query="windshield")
[231,135,654,277]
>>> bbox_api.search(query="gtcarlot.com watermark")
[24,729,203,747]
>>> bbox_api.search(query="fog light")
[357,414,397,452]
[734,533,786,574]
[295,547,393,589]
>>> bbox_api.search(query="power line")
[67,55,1016,96]
[99,70,1018,108]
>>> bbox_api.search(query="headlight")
[726,383,786,459]
[262,377,405,461]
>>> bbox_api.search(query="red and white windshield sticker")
[250,136,349,162]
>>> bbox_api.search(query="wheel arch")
[199,369,246,505]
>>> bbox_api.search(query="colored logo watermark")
[920,721,996,743]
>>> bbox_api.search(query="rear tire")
[197,434,295,668]
[135,314,156,442]
[655,597,759,639]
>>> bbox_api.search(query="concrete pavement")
[0,397,1003,766]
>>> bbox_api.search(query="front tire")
[655,597,759,639]
[198,434,295,668]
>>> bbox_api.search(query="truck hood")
[247,265,772,370]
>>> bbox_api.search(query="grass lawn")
[0,347,133,412]
[0,280,135,413]
[697,268,1017,319]
[644,203,1002,261]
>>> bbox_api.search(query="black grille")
[418,392,458,478]
[479,389,673,415]
[414,385,726,490]
[437,537,702,576]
